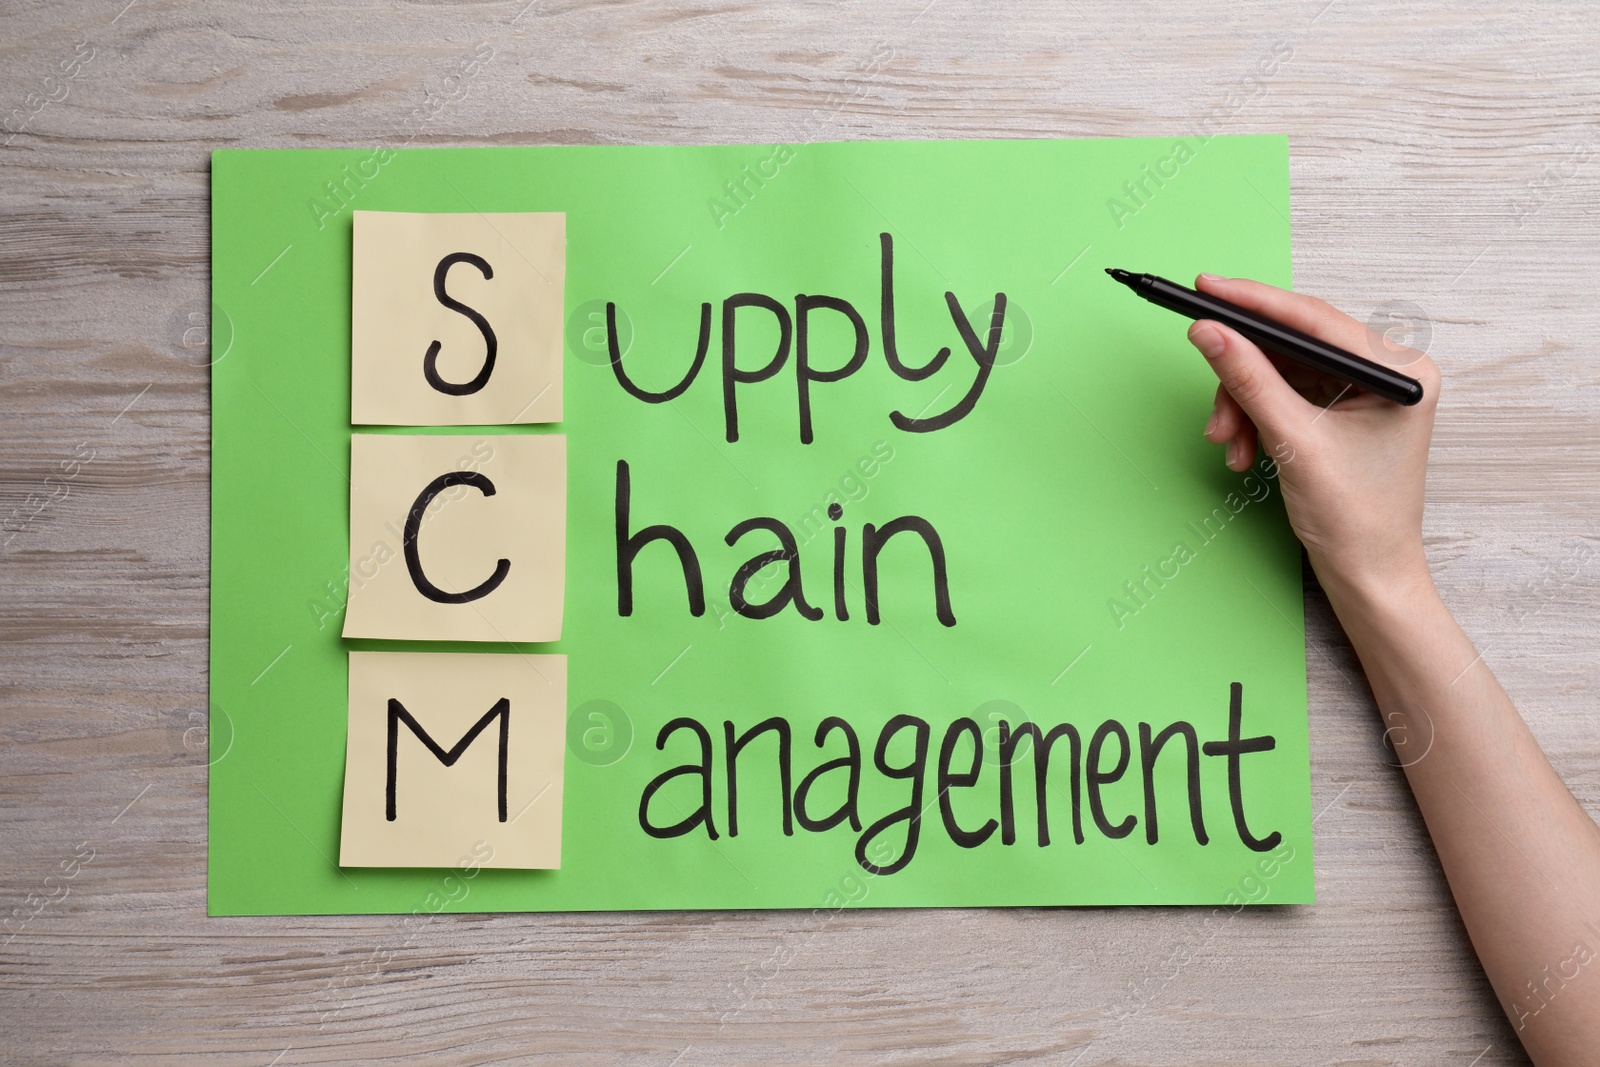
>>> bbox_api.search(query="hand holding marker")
[1112,268,1600,1064]
[1106,268,1424,406]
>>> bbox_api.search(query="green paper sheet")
[209,136,1312,915]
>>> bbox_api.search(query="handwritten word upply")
[605,232,1009,444]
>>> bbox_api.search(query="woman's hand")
[1187,273,1441,603]
[1192,276,1600,1066]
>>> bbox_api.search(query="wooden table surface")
[3,1,1597,1063]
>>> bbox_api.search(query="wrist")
[1308,546,1440,625]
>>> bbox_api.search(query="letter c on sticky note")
[404,471,510,604]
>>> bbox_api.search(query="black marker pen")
[1105,269,1424,406]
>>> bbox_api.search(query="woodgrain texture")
[3,1,1598,1063]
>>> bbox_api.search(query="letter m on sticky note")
[339,651,566,869]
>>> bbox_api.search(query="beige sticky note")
[339,650,566,870]
[343,433,566,642]
[351,210,565,426]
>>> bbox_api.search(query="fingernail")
[1203,408,1218,437]
[1190,322,1224,360]
[1199,272,1227,283]
[1226,440,1241,469]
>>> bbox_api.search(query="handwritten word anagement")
[638,683,1283,876]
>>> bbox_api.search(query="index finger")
[1195,274,1432,375]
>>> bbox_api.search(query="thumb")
[1187,320,1308,439]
